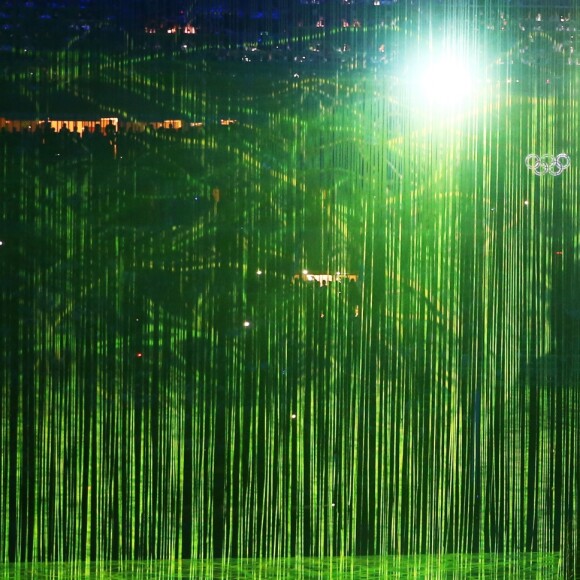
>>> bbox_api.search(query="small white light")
[256,269,263,275]
[291,413,297,419]
[243,321,251,327]
[302,269,308,275]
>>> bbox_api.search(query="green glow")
[0,552,565,578]
[0,4,579,576]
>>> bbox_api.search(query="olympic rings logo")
[525,153,571,176]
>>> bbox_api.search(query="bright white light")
[419,54,475,107]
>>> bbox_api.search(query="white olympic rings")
[525,153,571,176]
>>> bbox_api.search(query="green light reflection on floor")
[0,553,562,579]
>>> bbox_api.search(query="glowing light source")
[410,51,478,110]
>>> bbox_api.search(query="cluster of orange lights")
[293,271,358,286]
[145,24,196,35]
[0,117,240,133]
[0,117,119,133]
[315,17,361,27]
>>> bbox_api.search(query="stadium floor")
[0,552,563,579]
